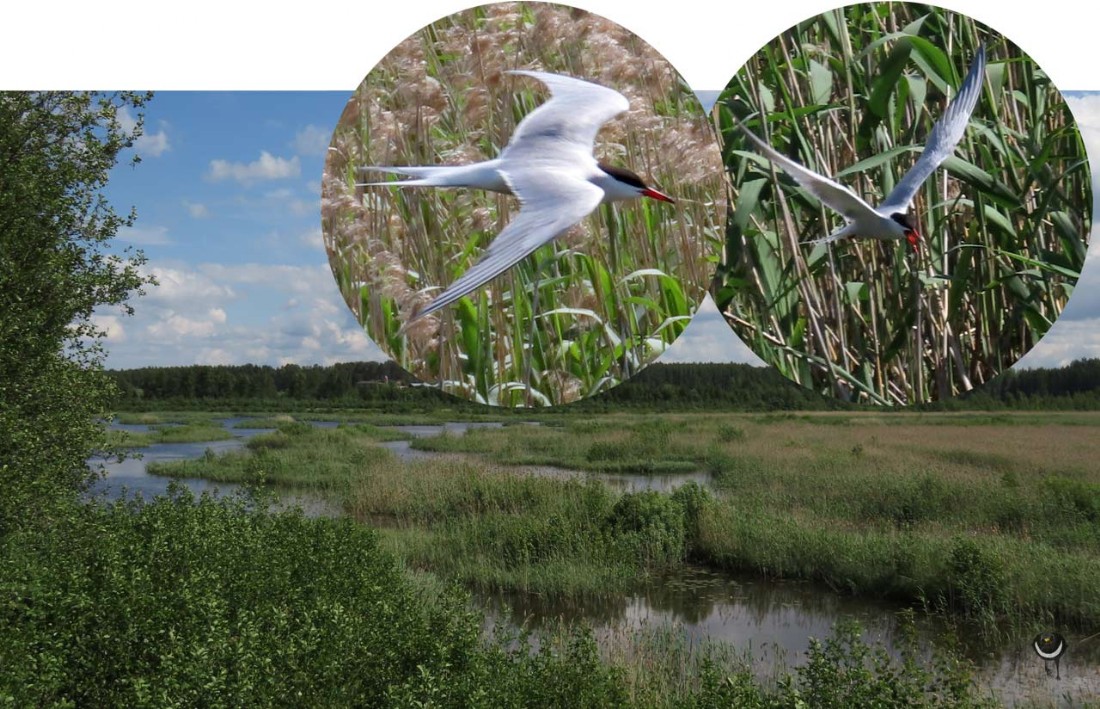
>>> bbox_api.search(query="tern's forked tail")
[356,161,511,193]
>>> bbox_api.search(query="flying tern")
[734,44,986,250]
[358,70,675,321]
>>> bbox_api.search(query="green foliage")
[1,490,457,704]
[117,422,236,448]
[716,424,746,442]
[0,490,639,708]
[675,620,992,708]
[783,621,993,709]
[670,481,712,550]
[605,491,686,564]
[1041,474,1100,523]
[861,473,956,529]
[148,425,394,490]
[941,537,1009,623]
[0,91,154,535]
[139,408,1100,631]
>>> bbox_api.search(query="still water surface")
[88,418,340,517]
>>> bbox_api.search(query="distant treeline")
[964,357,1100,409]
[107,359,1100,411]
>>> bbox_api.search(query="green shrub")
[586,439,627,463]
[670,481,712,550]
[942,537,1008,622]
[605,491,685,564]
[1042,475,1100,523]
[0,490,628,707]
[715,424,746,443]
[861,474,954,530]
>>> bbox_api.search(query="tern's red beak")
[642,187,675,204]
[906,229,920,252]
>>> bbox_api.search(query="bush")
[678,620,992,708]
[605,491,685,564]
[942,537,1008,622]
[1042,475,1100,523]
[670,481,712,550]
[0,490,629,707]
[861,474,954,530]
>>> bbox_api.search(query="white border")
[1,1,1094,90]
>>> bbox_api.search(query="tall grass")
[713,3,1091,404]
[149,411,1100,632]
[323,3,723,406]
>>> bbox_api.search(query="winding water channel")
[92,418,1100,706]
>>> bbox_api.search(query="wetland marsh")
[109,409,1100,706]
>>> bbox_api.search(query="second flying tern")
[358,70,675,321]
[734,44,986,249]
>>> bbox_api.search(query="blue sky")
[96,93,361,367]
[3,0,1098,376]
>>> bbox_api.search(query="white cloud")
[292,124,331,156]
[276,309,380,365]
[146,310,224,340]
[136,130,171,158]
[199,262,335,296]
[92,314,127,342]
[1015,317,1100,368]
[117,224,171,245]
[263,187,316,216]
[290,198,317,216]
[1065,95,1100,173]
[300,227,323,248]
[196,348,234,365]
[207,151,300,184]
[119,107,170,158]
[144,265,236,307]
[101,260,382,369]
[183,200,209,218]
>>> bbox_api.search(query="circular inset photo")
[712,2,1091,405]
[323,2,724,407]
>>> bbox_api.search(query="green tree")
[0,91,154,534]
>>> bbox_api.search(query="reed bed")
[713,3,1091,405]
[364,410,1100,626]
[144,411,1100,631]
[322,2,723,407]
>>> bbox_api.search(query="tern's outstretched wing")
[500,70,629,164]
[880,45,986,214]
[734,116,880,223]
[412,170,604,321]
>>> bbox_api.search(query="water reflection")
[88,418,339,517]
[482,567,922,666]
[382,422,714,493]
[479,566,1100,706]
